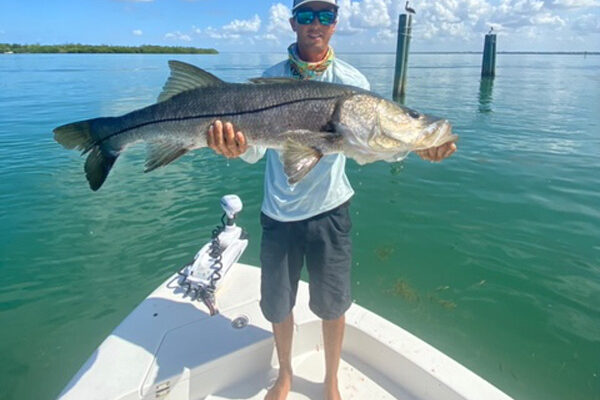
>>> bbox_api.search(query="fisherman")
[207,1,457,399]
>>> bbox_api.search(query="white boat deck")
[58,263,513,400]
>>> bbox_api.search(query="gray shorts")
[259,201,353,323]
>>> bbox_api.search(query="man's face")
[289,2,337,56]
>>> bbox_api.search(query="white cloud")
[132,29,143,36]
[165,31,192,42]
[202,27,222,39]
[411,0,494,40]
[496,0,545,15]
[355,0,392,28]
[268,3,293,34]
[433,2,461,23]
[441,21,470,37]
[491,0,549,30]
[376,28,395,40]
[256,33,279,41]
[551,0,600,8]
[337,0,391,34]
[336,0,363,35]
[531,12,566,26]
[259,3,295,43]
[202,27,243,40]
[571,13,600,32]
[331,0,598,48]
[421,22,440,39]
[223,14,261,33]
[195,12,265,42]
[166,0,600,51]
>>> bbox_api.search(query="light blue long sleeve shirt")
[240,58,370,222]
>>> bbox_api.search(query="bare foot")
[324,378,342,400]
[265,369,292,400]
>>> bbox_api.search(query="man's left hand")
[416,142,457,162]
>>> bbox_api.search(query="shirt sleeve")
[349,69,370,91]
[332,58,370,91]
[239,145,267,164]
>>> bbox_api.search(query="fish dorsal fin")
[282,139,323,184]
[158,60,225,102]
[249,77,299,85]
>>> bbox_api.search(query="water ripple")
[1,53,599,400]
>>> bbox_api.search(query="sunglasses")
[294,9,337,26]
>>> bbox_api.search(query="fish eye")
[407,109,420,119]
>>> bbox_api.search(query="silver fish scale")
[105,81,363,152]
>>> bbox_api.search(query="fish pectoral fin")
[282,139,323,185]
[145,141,189,172]
[158,60,226,102]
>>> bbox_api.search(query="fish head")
[374,99,457,161]
[337,94,457,164]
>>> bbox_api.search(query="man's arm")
[206,120,266,163]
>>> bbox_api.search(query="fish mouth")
[417,119,457,149]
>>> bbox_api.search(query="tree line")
[0,43,218,54]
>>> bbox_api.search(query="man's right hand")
[207,120,248,158]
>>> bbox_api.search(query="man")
[207,1,456,399]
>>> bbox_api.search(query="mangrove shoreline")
[1,43,218,54]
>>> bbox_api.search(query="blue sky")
[1,0,599,52]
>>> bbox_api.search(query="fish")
[53,60,457,191]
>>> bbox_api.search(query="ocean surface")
[0,52,598,400]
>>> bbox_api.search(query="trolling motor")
[177,195,248,315]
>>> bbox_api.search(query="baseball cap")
[292,0,339,12]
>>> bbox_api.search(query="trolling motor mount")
[177,195,248,315]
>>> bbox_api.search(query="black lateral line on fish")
[84,95,342,153]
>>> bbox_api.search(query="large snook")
[54,60,457,191]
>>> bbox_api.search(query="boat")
[58,196,514,400]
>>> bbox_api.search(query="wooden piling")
[479,77,494,113]
[481,33,497,77]
[393,14,412,102]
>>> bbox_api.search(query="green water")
[0,53,599,400]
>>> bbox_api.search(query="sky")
[1,0,599,52]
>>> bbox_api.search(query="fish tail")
[53,118,120,191]
[53,119,97,152]
[84,145,119,191]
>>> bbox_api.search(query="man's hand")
[416,142,457,162]
[207,120,248,158]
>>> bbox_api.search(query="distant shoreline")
[0,44,218,54]
[340,51,600,55]
[412,51,600,55]
[1,44,597,56]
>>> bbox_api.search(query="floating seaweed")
[388,278,419,303]
[374,245,396,261]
